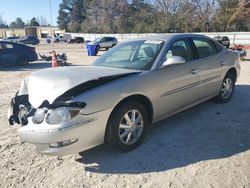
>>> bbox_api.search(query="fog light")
[49,139,78,148]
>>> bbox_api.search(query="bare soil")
[0,43,249,188]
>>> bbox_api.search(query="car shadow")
[76,84,250,174]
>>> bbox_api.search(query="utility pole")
[49,0,53,38]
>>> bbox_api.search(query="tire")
[111,44,116,48]
[226,44,229,48]
[215,73,235,103]
[107,101,148,152]
[96,45,100,54]
[17,56,29,65]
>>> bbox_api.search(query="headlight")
[32,109,46,124]
[46,107,80,125]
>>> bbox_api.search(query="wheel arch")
[225,67,237,81]
[104,94,154,142]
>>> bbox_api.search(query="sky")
[0,0,61,26]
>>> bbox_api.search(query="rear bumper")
[18,108,112,156]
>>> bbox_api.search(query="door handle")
[220,61,228,66]
[191,68,199,74]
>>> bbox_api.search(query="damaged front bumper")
[8,94,112,156]
[13,107,112,156]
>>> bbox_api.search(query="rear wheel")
[215,73,235,103]
[107,101,148,152]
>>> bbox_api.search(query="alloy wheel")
[221,78,233,99]
[118,109,144,145]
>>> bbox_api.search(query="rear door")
[158,38,201,118]
[191,37,224,99]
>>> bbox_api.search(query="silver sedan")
[8,34,240,156]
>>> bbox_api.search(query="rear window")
[192,38,217,58]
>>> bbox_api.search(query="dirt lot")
[0,43,250,188]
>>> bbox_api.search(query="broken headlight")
[45,107,80,125]
[32,108,46,124]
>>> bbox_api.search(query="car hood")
[21,65,139,108]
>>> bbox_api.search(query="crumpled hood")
[22,65,138,108]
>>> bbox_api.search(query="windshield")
[93,37,102,43]
[93,40,164,70]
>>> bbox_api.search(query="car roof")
[136,33,207,40]
[130,33,212,42]
[0,40,28,47]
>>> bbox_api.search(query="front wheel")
[215,73,235,103]
[107,101,148,152]
[95,45,100,54]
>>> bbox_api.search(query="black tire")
[17,56,29,65]
[95,45,100,54]
[107,101,148,152]
[111,44,116,48]
[215,73,235,103]
[226,44,230,48]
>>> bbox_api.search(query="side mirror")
[161,56,185,68]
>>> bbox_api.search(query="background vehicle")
[53,35,67,43]
[213,36,230,48]
[53,34,71,43]
[8,34,240,156]
[92,36,118,52]
[0,41,38,66]
[1,36,21,43]
[20,36,40,45]
[68,37,84,44]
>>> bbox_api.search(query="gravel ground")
[0,43,249,188]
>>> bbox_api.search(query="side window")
[6,44,14,49]
[107,37,114,42]
[165,39,193,61]
[193,38,217,58]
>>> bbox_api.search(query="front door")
[158,38,201,118]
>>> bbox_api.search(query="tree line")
[0,16,50,29]
[57,0,250,33]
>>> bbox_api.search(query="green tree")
[10,17,25,28]
[30,17,40,26]
[57,0,87,32]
